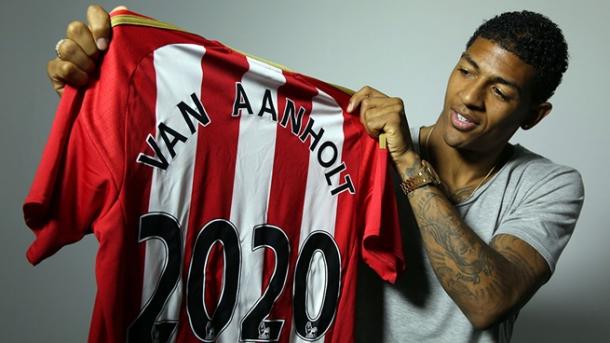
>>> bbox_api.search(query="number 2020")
[127,212,341,342]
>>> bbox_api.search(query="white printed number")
[127,212,341,342]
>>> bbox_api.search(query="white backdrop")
[1,0,608,341]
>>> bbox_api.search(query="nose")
[459,79,485,111]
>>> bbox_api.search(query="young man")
[349,11,584,343]
[47,6,583,342]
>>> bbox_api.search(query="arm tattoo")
[490,235,547,284]
[407,186,550,319]
[402,156,422,179]
[411,188,511,303]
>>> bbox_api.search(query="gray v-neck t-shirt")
[356,128,584,343]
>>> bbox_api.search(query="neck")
[421,124,509,198]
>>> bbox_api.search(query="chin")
[442,125,471,148]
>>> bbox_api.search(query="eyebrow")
[460,52,522,93]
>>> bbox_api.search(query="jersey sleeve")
[23,86,119,265]
[494,164,584,272]
[359,144,405,283]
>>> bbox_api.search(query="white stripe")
[292,89,345,343]
[143,43,206,342]
[219,57,286,342]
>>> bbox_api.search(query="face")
[438,37,540,155]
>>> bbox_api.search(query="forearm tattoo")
[411,188,512,304]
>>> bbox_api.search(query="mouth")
[450,109,478,131]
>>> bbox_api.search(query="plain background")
[1,0,608,341]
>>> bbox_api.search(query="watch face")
[421,160,441,184]
[401,160,441,195]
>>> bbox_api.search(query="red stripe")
[264,72,318,343]
[122,53,157,339]
[175,45,250,342]
[318,82,360,342]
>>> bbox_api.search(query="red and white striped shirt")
[24,10,404,343]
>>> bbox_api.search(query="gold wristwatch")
[400,160,442,195]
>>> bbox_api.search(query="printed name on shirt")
[137,88,356,196]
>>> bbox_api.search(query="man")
[349,10,584,343]
[47,6,583,342]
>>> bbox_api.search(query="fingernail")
[347,102,353,112]
[96,38,108,51]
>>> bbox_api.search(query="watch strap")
[399,160,441,195]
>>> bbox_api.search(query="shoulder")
[505,145,584,200]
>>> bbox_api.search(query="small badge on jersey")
[305,321,319,339]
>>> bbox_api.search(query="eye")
[458,67,470,76]
[492,86,509,101]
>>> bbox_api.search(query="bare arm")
[405,163,550,328]
[349,86,551,329]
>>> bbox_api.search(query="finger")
[374,105,413,146]
[359,96,403,111]
[354,85,388,98]
[347,86,388,112]
[358,98,382,137]
[359,104,393,136]
[48,58,89,89]
[361,97,405,123]
[66,20,98,57]
[358,97,380,122]
[358,96,400,123]
[364,109,413,157]
[360,100,408,137]
[86,4,111,51]
[347,86,373,112]
[47,59,66,96]
[367,104,406,127]
[56,38,96,73]
[363,86,387,98]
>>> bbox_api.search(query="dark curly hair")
[466,10,568,103]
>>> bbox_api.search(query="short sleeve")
[23,87,117,265]
[360,145,405,283]
[494,165,584,272]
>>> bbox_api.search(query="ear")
[521,102,552,130]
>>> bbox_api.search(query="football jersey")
[24,9,404,343]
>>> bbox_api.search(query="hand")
[347,86,416,170]
[47,5,125,96]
